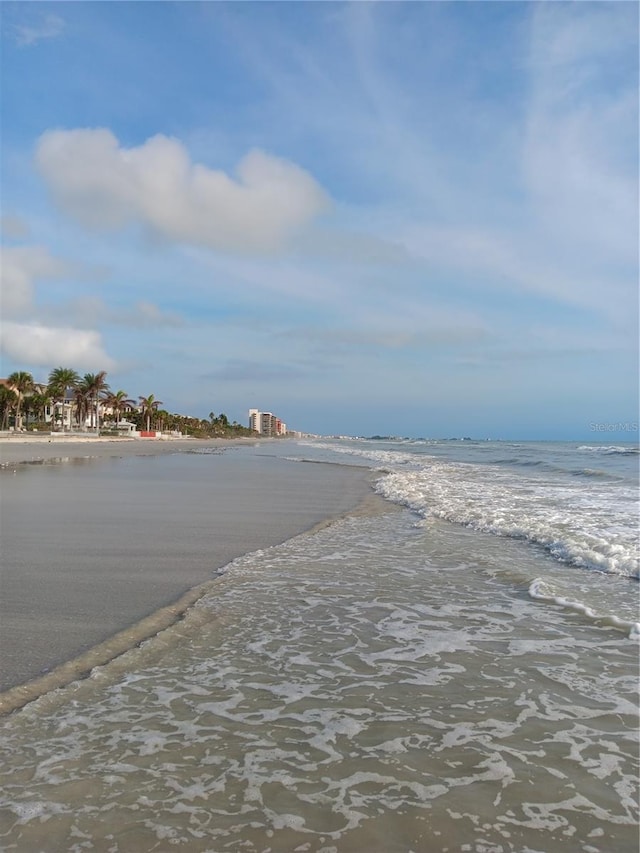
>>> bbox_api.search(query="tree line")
[1,367,255,438]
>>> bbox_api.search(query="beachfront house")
[115,421,137,435]
[0,377,140,433]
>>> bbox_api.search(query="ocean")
[0,438,638,852]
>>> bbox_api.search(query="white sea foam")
[303,440,639,579]
[299,440,420,470]
[377,466,638,577]
[1,485,638,853]
[529,579,640,639]
[578,445,639,455]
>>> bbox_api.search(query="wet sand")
[0,434,251,466]
[0,438,380,708]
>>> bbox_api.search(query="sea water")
[0,439,638,852]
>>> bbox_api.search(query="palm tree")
[48,367,80,431]
[155,409,170,432]
[80,372,110,431]
[72,384,89,429]
[21,390,35,427]
[0,385,16,431]
[139,394,163,432]
[103,390,135,427]
[26,389,52,428]
[7,371,34,430]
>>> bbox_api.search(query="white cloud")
[399,223,636,327]
[53,296,184,329]
[292,227,411,266]
[12,13,65,47]
[115,299,184,328]
[0,214,31,240]
[524,3,638,263]
[0,322,115,371]
[0,243,139,329]
[0,246,72,317]
[206,359,309,382]
[35,129,330,252]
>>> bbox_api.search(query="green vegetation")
[47,367,80,432]
[138,393,163,432]
[1,366,258,438]
[6,371,35,430]
[104,390,136,428]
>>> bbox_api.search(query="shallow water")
[1,505,638,852]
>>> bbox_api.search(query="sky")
[0,1,638,440]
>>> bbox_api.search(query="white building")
[249,408,288,436]
[248,409,261,433]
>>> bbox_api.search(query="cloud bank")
[1,246,72,317]
[35,129,330,252]
[1,322,115,371]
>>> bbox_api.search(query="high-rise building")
[248,409,261,433]
[249,409,288,436]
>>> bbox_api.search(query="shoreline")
[0,440,390,713]
[0,485,393,717]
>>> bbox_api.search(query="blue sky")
[1,1,637,439]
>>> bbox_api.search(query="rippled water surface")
[1,509,638,852]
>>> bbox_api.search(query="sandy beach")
[0,436,379,710]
